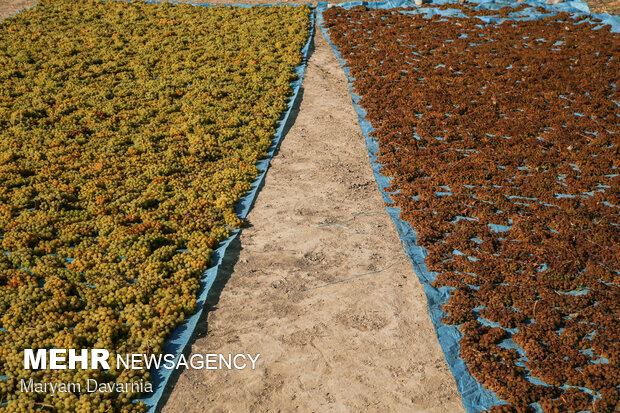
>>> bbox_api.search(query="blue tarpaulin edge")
[316,1,618,412]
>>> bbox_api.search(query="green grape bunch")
[0,0,311,410]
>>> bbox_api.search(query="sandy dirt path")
[0,0,32,17]
[0,1,616,412]
[159,18,464,413]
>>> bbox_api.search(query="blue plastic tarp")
[316,1,619,412]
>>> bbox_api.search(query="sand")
[0,0,616,412]
[158,20,464,413]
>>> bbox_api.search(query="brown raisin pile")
[324,5,618,412]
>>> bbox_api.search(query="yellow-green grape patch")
[0,0,311,411]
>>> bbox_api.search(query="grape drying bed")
[0,0,311,411]
[322,3,618,412]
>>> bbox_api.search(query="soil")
[0,1,617,413]
[158,16,463,413]
[588,0,620,13]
